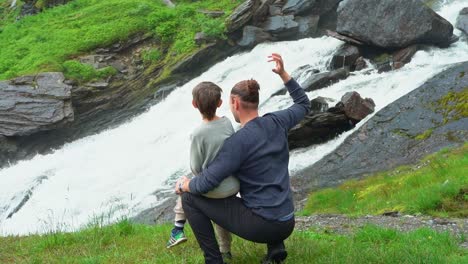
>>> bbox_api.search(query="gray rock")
[194,32,215,46]
[309,0,343,16]
[0,72,74,137]
[456,7,468,35]
[237,26,273,48]
[303,68,350,92]
[296,15,320,38]
[226,0,258,32]
[282,0,316,15]
[393,45,420,70]
[253,0,275,24]
[288,100,356,150]
[294,61,468,192]
[326,30,365,46]
[337,0,454,48]
[310,96,330,114]
[354,57,367,71]
[269,3,283,16]
[262,15,299,39]
[341,91,375,121]
[273,68,348,96]
[329,44,361,71]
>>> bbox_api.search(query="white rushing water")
[1,0,467,236]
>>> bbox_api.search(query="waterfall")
[1,0,467,236]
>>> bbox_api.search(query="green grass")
[301,144,468,217]
[0,220,466,263]
[0,0,242,80]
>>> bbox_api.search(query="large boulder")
[226,0,258,33]
[341,91,375,121]
[288,91,375,150]
[456,7,468,35]
[262,15,299,39]
[293,61,468,193]
[329,44,361,71]
[282,0,316,15]
[0,72,74,137]
[237,26,273,48]
[336,0,454,48]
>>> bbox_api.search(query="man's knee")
[181,192,194,209]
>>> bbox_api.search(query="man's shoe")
[166,229,187,248]
[222,251,233,264]
[261,250,287,264]
[261,243,287,264]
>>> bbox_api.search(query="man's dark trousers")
[182,193,295,264]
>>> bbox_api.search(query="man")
[176,53,310,264]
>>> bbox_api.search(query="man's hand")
[268,53,291,83]
[175,176,191,194]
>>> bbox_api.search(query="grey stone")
[296,15,320,38]
[354,57,367,71]
[288,99,356,150]
[340,91,375,121]
[329,44,361,71]
[310,96,330,114]
[237,26,273,48]
[226,0,258,32]
[337,0,454,48]
[302,68,350,92]
[282,0,316,15]
[262,15,299,39]
[253,0,275,24]
[0,72,74,137]
[393,45,420,70]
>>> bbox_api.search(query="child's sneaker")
[166,229,187,248]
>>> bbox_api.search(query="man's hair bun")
[247,79,260,93]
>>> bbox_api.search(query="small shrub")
[141,48,162,65]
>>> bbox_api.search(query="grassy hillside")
[0,0,242,80]
[301,144,468,217]
[0,220,466,263]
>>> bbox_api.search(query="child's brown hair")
[192,82,223,120]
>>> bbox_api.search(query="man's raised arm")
[268,53,310,130]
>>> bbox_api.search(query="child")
[167,81,240,261]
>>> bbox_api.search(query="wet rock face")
[0,72,73,137]
[336,0,454,48]
[295,61,468,191]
